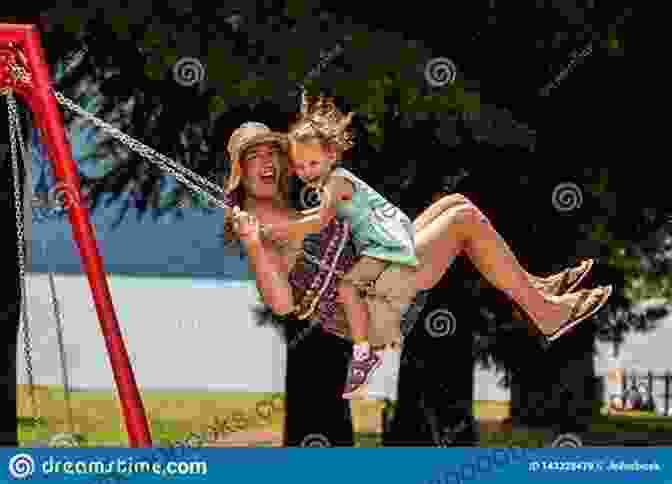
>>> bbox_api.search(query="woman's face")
[240,142,283,199]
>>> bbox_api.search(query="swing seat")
[49,432,86,447]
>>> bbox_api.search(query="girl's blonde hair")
[288,92,354,153]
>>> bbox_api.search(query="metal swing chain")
[64,94,405,301]
[53,91,227,210]
[53,92,397,298]
[44,239,75,435]
[7,57,404,307]
[6,91,40,426]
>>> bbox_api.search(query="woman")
[222,121,356,446]
[225,116,612,399]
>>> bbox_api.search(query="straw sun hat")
[226,122,288,193]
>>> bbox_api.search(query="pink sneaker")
[342,351,382,399]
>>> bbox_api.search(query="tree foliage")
[3,3,636,444]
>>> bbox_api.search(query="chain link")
[6,91,39,423]
[4,57,404,308]
[57,88,399,300]
[53,91,227,209]
[47,266,75,433]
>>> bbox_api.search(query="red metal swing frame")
[1,24,151,446]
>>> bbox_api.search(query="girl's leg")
[338,258,387,399]
[336,280,370,356]
[412,196,609,335]
[338,281,384,399]
[414,194,592,295]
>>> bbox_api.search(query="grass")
[17,385,672,447]
[18,385,285,446]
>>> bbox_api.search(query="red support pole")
[1,24,152,446]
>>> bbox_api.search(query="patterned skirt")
[287,220,428,349]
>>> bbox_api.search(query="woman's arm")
[244,239,295,315]
[234,209,295,315]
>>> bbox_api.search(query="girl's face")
[289,139,334,184]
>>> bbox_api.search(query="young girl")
[270,93,601,399]
[288,95,419,398]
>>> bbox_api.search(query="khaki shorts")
[318,256,419,350]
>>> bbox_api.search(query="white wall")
[17,274,286,392]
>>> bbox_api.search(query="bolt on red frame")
[1,23,152,446]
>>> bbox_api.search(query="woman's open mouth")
[260,168,275,184]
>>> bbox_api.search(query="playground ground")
[16,385,672,447]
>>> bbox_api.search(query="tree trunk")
[384,280,477,446]
[283,319,354,447]
[509,323,598,435]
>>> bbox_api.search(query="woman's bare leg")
[412,197,590,333]
[413,194,589,292]
[413,193,470,233]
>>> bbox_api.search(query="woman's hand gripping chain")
[232,206,261,242]
[231,206,284,249]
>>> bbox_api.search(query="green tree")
[2,3,634,448]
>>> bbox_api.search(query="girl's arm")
[285,176,353,239]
